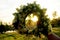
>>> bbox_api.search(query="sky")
[0,0,60,24]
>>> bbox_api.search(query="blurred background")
[0,0,60,40]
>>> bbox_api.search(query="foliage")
[51,17,60,27]
[57,17,60,26]
[13,2,50,37]
[52,11,57,19]
[0,22,5,33]
[13,13,20,29]
[52,27,60,37]
[0,22,14,33]
[0,33,47,40]
[51,11,60,27]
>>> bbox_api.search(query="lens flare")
[31,16,38,22]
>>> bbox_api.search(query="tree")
[51,11,60,27]
[51,17,60,27]
[13,13,20,29]
[52,11,57,19]
[4,24,14,31]
[0,22,5,33]
[57,17,60,26]
[0,21,14,33]
[51,19,57,27]
[13,2,50,37]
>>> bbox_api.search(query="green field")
[0,27,60,40]
[52,27,60,37]
[0,32,47,40]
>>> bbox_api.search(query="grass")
[52,27,60,37]
[1,27,60,40]
[0,32,47,40]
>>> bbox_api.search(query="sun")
[25,14,38,30]
[31,16,38,22]
[26,14,38,22]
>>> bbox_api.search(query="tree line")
[0,21,14,33]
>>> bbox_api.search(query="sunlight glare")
[31,16,38,22]
[26,14,38,22]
